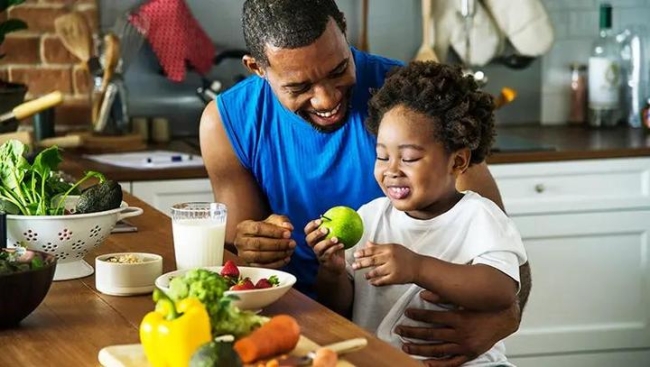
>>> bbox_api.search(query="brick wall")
[0,0,99,128]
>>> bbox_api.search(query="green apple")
[319,206,364,249]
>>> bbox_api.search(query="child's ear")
[451,148,471,175]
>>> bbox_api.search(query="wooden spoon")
[357,0,369,52]
[54,12,93,69]
[92,32,121,124]
[413,0,439,62]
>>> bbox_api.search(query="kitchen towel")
[432,0,501,66]
[483,0,554,56]
[131,0,215,82]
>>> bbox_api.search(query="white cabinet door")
[510,349,650,367]
[505,210,650,358]
[131,179,213,216]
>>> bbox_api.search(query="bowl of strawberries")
[155,260,297,311]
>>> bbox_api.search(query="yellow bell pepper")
[139,289,212,367]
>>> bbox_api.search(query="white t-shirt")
[346,191,527,366]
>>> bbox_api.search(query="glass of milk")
[170,202,227,270]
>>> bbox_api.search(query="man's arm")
[199,101,271,246]
[457,161,531,312]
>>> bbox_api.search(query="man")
[200,0,531,365]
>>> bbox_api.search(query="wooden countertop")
[487,125,650,164]
[0,193,419,367]
[58,126,650,182]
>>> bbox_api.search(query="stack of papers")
[84,150,204,169]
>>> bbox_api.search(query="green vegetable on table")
[75,180,123,214]
[0,249,45,275]
[190,340,242,367]
[166,268,267,338]
[0,140,106,215]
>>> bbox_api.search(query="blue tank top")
[218,47,403,297]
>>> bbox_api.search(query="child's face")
[374,106,467,220]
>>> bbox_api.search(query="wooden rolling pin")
[0,92,64,126]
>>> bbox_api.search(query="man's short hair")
[242,0,347,67]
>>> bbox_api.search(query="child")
[304,62,527,366]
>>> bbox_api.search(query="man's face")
[246,19,356,132]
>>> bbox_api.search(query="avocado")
[75,180,123,213]
[190,340,242,367]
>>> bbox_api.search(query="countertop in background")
[59,125,650,182]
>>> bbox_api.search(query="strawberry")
[220,260,240,287]
[255,275,280,289]
[220,260,240,278]
[231,277,255,291]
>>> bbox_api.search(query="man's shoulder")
[352,47,404,69]
[219,75,265,100]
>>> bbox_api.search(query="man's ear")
[243,55,265,78]
[451,148,471,175]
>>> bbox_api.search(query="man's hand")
[395,290,520,367]
[234,214,296,268]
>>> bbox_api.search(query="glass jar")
[569,63,588,125]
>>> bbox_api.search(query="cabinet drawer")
[489,158,650,214]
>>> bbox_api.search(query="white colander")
[6,197,143,281]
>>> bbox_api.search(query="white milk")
[172,218,226,270]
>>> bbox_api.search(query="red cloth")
[132,0,215,82]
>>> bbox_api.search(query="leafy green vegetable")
[0,248,46,275]
[0,140,105,215]
[166,269,267,338]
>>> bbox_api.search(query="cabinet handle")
[534,183,545,193]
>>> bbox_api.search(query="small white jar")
[95,252,163,296]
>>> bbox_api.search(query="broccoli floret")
[166,269,266,338]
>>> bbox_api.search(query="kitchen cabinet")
[489,157,650,367]
[130,178,213,216]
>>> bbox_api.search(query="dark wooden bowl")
[0,249,57,328]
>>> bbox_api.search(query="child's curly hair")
[366,61,495,165]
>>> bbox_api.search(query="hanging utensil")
[357,0,369,52]
[459,0,487,87]
[92,32,121,125]
[113,11,149,74]
[54,12,94,70]
[413,0,439,62]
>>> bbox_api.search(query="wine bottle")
[588,3,622,127]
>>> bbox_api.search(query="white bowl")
[95,252,163,296]
[6,196,143,281]
[155,266,296,311]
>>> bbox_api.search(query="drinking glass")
[170,202,227,270]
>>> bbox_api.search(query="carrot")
[233,315,301,363]
[312,348,338,367]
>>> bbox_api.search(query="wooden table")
[0,194,419,367]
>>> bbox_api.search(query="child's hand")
[352,242,421,286]
[304,219,346,274]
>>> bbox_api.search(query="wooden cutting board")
[98,336,355,367]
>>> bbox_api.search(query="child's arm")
[316,266,354,316]
[414,255,518,311]
[304,218,354,316]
